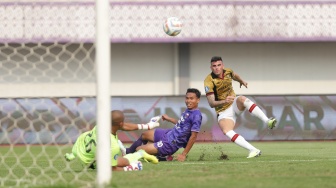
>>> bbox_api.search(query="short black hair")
[186,88,201,98]
[210,56,222,63]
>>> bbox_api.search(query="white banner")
[0,95,335,144]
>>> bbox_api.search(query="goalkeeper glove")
[137,116,161,130]
[64,153,76,161]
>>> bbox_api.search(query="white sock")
[243,98,269,123]
[226,130,257,151]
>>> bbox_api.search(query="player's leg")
[131,144,159,164]
[151,128,175,161]
[136,143,158,155]
[118,161,143,171]
[113,157,144,171]
[219,101,261,158]
[157,155,174,161]
[126,129,156,154]
[236,96,277,129]
[111,147,140,171]
[135,133,179,163]
[219,118,259,150]
[144,134,179,162]
[112,148,158,171]
[220,119,261,158]
[112,166,126,171]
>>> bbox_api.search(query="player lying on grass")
[125,88,203,162]
[64,110,160,171]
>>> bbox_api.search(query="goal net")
[0,2,98,187]
[0,46,97,187]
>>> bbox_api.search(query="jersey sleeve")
[226,68,234,78]
[204,75,214,96]
[191,111,202,132]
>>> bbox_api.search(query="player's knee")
[140,133,145,140]
[141,133,149,140]
[238,95,247,103]
[236,96,247,110]
[135,145,144,151]
[141,130,154,141]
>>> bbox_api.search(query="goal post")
[95,0,112,186]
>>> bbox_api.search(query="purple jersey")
[166,108,202,148]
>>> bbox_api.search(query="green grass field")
[1,141,335,188]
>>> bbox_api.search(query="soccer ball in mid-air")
[163,17,182,36]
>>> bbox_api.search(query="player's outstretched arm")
[177,131,198,162]
[121,122,139,131]
[121,116,161,131]
[162,114,178,124]
[232,72,248,88]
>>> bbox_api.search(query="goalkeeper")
[64,110,160,171]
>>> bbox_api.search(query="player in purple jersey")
[126,88,202,162]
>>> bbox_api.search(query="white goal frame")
[95,0,112,186]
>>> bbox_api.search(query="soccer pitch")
[1,141,335,188]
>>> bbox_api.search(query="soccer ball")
[163,17,182,36]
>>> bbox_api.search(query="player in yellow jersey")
[204,56,277,158]
[64,110,159,171]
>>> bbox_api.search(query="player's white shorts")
[217,96,244,124]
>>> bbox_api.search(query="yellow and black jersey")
[204,68,236,114]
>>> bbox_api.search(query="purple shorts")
[153,128,179,157]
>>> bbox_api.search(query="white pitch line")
[159,158,336,166]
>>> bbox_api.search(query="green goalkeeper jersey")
[71,126,120,166]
